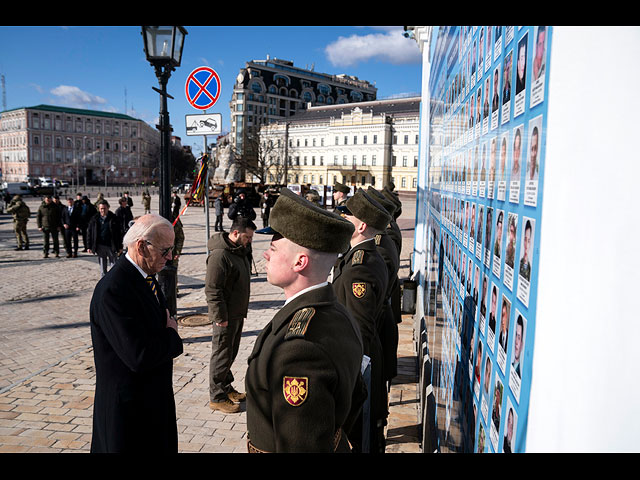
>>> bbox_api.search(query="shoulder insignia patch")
[374,234,382,246]
[283,376,308,406]
[284,307,315,340]
[352,249,365,265]
[352,282,367,298]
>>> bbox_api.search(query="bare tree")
[230,127,299,184]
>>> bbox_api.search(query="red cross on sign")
[185,66,221,110]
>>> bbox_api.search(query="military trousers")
[14,221,29,248]
[209,317,244,402]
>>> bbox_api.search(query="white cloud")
[50,85,107,108]
[325,27,421,68]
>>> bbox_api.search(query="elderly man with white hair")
[89,213,183,453]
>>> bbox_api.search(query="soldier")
[246,188,365,453]
[142,189,152,214]
[367,186,401,387]
[7,195,30,250]
[332,188,392,453]
[381,185,403,255]
[332,181,350,212]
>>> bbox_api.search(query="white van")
[2,182,33,196]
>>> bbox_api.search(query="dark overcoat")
[89,255,183,453]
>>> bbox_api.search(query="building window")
[372,155,377,166]
[403,156,407,167]
[392,156,397,167]
[401,177,406,188]
[373,135,377,144]
[361,156,366,166]
[414,156,418,167]
[363,135,367,144]
[404,135,408,144]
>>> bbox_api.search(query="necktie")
[146,275,159,301]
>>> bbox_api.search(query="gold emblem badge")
[352,282,366,298]
[283,376,308,406]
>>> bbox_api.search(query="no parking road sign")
[185,66,221,110]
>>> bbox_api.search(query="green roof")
[1,104,140,121]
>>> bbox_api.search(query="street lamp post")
[142,25,187,317]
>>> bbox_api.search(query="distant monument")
[211,134,240,183]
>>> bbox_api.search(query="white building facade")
[259,96,421,192]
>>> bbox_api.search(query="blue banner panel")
[422,26,552,453]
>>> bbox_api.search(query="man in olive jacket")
[206,216,256,413]
[37,195,62,258]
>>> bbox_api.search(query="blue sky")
[0,26,423,155]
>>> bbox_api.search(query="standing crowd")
[8,183,405,454]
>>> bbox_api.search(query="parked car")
[38,177,54,187]
[2,182,34,196]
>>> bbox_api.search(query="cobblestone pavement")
[0,191,420,453]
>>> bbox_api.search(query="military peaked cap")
[339,188,391,232]
[366,186,397,216]
[256,187,354,253]
[333,182,351,194]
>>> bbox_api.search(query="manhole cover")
[177,314,211,327]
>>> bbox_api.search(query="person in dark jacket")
[114,197,134,236]
[89,213,182,453]
[61,197,82,258]
[214,195,224,232]
[259,191,276,228]
[79,195,97,252]
[206,216,256,413]
[87,200,123,277]
[37,195,62,258]
[227,191,256,222]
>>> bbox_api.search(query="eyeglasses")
[144,240,174,257]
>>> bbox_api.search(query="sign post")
[185,66,222,243]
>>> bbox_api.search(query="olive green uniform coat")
[331,238,389,453]
[245,284,364,453]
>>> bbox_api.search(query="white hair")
[123,214,173,248]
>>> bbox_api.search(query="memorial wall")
[416,26,552,453]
